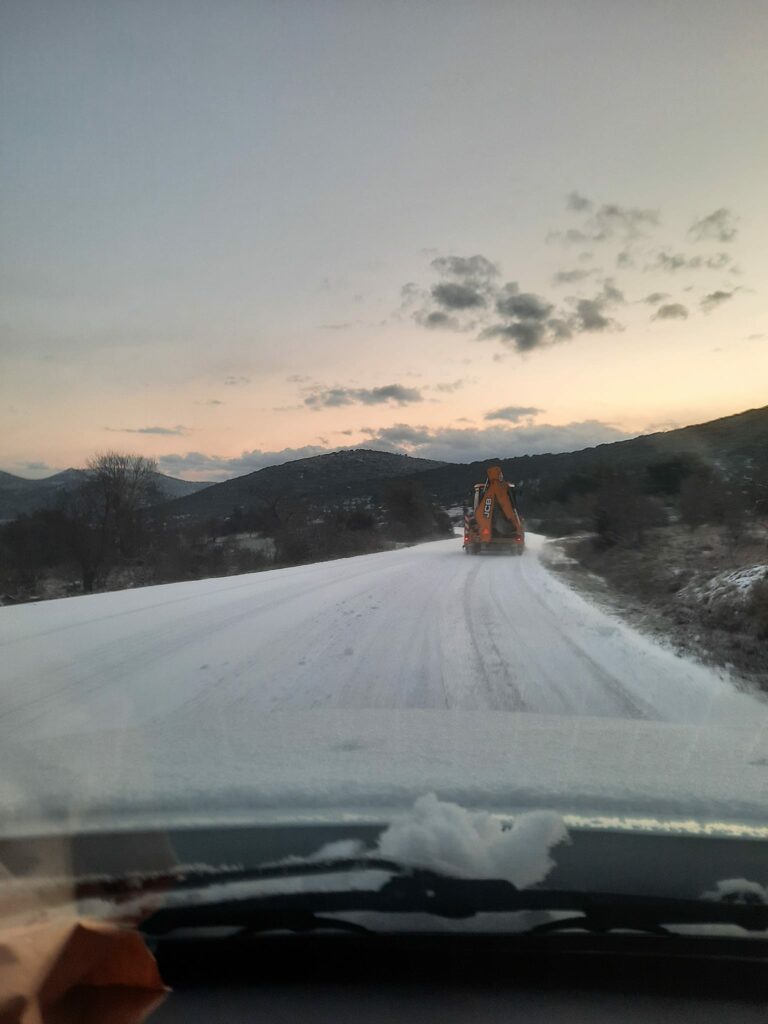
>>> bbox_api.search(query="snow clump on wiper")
[308,794,568,888]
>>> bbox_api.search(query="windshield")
[1,0,767,971]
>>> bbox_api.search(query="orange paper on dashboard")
[0,917,167,1024]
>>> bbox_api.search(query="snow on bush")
[683,565,768,605]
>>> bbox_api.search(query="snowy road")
[2,534,768,833]
[0,534,760,739]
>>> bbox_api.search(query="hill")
[163,449,447,519]
[0,469,212,522]
[163,405,768,522]
[399,405,768,507]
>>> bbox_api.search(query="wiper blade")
[141,864,768,937]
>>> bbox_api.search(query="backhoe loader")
[463,466,525,555]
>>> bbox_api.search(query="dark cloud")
[688,208,738,243]
[407,248,627,353]
[406,252,500,330]
[480,320,549,351]
[552,268,597,285]
[652,303,689,320]
[106,425,189,435]
[572,299,612,332]
[700,289,738,313]
[642,292,670,305]
[479,278,624,351]
[484,406,544,422]
[566,279,625,334]
[481,283,561,352]
[431,282,486,309]
[547,317,575,340]
[304,384,424,409]
[647,250,731,273]
[422,310,460,329]
[496,284,554,321]
[566,191,592,212]
[430,254,499,285]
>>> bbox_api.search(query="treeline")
[0,453,452,603]
[523,455,768,549]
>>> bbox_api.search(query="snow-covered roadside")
[541,528,768,688]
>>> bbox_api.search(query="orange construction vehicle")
[463,466,525,556]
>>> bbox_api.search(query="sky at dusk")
[2,1,766,481]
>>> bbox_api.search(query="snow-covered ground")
[1,534,767,834]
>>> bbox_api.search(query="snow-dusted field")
[1,534,767,833]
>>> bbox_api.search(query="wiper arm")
[76,856,401,901]
[141,863,768,937]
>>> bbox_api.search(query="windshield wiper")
[140,860,768,938]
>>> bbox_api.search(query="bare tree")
[66,451,159,591]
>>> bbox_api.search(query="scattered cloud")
[616,249,635,269]
[224,375,250,386]
[106,425,190,436]
[647,250,731,273]
[566,191,592,212]
[652,303,689,320]
[287,374,311,383]
[433,379,466,393]
[566,278,625,334]
[157,446,331,481]
[360,419,634,463]
[11,461,56,478]
[195,399,223,406]
[320,322,353,330]
[484,406,544,422]
[157,417,638,481]
[551,195,660,244]
[642,292,669,304]
[304,383,424,409]
[747,332,765,340]
[552,268,597,286]
[700,289,739,313]
[688,208,738,243]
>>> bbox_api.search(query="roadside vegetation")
[524,457,768,686]
[0,451,452,603]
